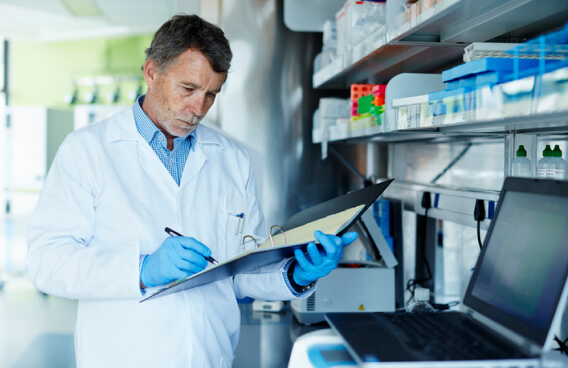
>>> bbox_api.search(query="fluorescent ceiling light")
[59,0,102,16]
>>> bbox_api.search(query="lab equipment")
[289,329,568,368]
[288,329,357,368]
[373,199,393,251]
[512,145,532,177]
[324,177,568,366]
[550,145,567,179]
[252,300,285,312]
[406,287,435,312]
[290,209,397,325]
[537,145,553,178]
[312,98,350,144]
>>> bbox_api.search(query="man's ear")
[143,59,159,89]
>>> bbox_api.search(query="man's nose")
[188,93,207,117]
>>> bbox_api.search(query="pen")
[164,227,219,265]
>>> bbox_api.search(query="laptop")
[326,177,568,367]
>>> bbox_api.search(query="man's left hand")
[292,231,358,286]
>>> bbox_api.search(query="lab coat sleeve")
[26,134,141,300]
[233,258,316,300]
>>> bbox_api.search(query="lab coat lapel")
[106,107,178,188]
[137,140,179,187]
[180,143,207,189]
[179,124,225,189]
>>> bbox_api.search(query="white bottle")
[406,288,435,313]
[537,145,553,178]
[550,145,567,180]
[511,145,532,177]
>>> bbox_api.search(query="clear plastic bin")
[442,89,474,124]
[350,116,367,133]
[500,75,536,117]
[319,98,349,118]
[393,95,429,130]
[427,90,446,126]
[537,65,568,114]
[474,84,504,121]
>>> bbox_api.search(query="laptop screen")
[463,179,568,347]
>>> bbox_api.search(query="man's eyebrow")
[180,82,200,89]
[180,82,221,94]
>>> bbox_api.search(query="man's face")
[142,48,226,138]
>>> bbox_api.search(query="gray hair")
[145,14,232,73]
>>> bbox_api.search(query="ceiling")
[0,0,200,41]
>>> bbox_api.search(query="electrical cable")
[431,301,460,311]
[474,199,486,249]
[477,221,483,249]
[406,192,433,304]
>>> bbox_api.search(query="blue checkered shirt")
[132,95,195,186]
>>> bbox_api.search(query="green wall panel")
[11,34,152,109]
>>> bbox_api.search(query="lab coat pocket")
[218,195,246,261]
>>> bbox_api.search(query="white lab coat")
[27,107,310,368]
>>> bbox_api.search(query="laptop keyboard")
[376,312,520,361]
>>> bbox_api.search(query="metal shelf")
[313,41,464,89]
[383,180,500,229]
[313,0,568,89]
[392,0,568,43]
[319,111,568,144]
[431,111,568,134]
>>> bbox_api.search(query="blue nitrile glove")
[141,236,212,288]
[292,231,359,286]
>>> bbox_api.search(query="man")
[27,14,357,367]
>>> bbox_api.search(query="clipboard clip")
[269,225,286,248]
[242,235,258,252]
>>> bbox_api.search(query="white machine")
[288,329,357,368]
[287,329,568,368]
[291,210,398,324]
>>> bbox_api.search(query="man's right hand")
[140,237,212,288]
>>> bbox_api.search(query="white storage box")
[319,97,349,118]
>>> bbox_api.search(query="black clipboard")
[140,178,393,302]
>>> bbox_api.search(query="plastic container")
[406,288,435,313]
[319,98,349,118]
[512,145,532,177]
[393,95,429,129]
[537,66,568,114]
[501,75,536,117]
[550,145,567,180]
[537,145,553,178]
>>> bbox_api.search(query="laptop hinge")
[522,340,541,356]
